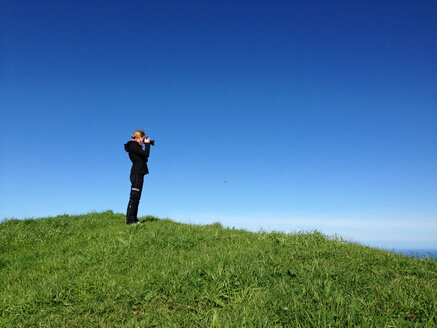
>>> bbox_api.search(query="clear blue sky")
[1,1,436,249]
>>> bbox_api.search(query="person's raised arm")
[130,141,150,159]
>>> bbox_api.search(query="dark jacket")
[124,140,150,175]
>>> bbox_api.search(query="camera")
[146,137,155,146]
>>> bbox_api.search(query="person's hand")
[144,138,151,144]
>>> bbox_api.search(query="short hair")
[131,130,145,139]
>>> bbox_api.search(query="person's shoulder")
[124,140,137,151]
[127,140,142,149]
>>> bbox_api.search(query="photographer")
[124,130,152,225]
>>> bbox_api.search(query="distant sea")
[390,249,437,259]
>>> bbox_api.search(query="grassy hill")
[1,211,436,327]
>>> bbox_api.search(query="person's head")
[131,130,146,141]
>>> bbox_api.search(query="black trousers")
[126,173,144,224]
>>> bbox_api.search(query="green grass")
[1,211,436,327]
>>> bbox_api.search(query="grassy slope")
[1,211,436,327]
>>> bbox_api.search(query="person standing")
[124,130,151,225]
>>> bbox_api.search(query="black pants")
[126,173,144,224]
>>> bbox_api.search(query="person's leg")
[133,174,144,222]
[126,174,144,224]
